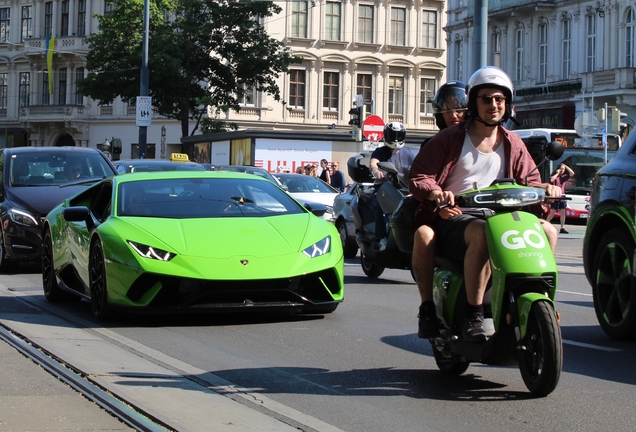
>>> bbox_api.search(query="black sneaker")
[418,303,441,338]
[462,314,487,342]
[560,228,569,234]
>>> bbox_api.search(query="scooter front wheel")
[360,253,384,278]
[518,300,563,397]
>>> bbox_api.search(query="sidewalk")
[0,334,133,431]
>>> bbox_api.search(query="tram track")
[0,323,172,432]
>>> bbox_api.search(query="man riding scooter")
[409,66,561,342]
[369,122,415,250]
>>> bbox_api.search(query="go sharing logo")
[500,223,546,258]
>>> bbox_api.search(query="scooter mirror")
[545,140,564,161]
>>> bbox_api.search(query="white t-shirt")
[444,134,505,194]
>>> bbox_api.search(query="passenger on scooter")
[412,81,469,338]
[408,66,561,342]
[370,122,415,250]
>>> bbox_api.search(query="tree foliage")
[78,0,299,137]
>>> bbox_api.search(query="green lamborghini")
[42,171,344,320]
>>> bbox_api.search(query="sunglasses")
[441,108,467,115]
[477,95,506,105]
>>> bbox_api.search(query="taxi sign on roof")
[170,153,189,162]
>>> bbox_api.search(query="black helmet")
[431,81,468,129]
[383,122,406,148]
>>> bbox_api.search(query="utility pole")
[473,0,488,71]
[138,0,150,158]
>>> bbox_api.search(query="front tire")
[518,301,562,397]
[90,241,113,321]
[42,229,66,301]
[0,227,15,273]
[361,253,384,278]
[592,228,636,340]
[337,220,358,259]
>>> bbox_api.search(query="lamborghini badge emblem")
[240,259,249,266]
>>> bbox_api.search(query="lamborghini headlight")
[128,241,175,261]
[302,236,331,258]
[8,208,39,227]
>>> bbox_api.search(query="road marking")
[558,289,592,297]
[563,339,622,352]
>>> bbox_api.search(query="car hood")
[288,192,337,207]
[7,185,92,217]
[110,213,330,258]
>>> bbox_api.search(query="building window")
[21,6,33,41]
[358,5,373,43]
[291,0,308,38]
[627,8,635,68]
[538,22,547,83]
[19,72,30,107]
[356,73,372,112]
[491,30,501,68]
[515,28,524,81]
[105,1,115,14]
[77,0,86,36]
[390,7,406,46]
[421,10,437,48]
[0,73,7,109]
[562,18,571,79]
[44,2,53,37]
[0,8,9,43]
[454,40,463,81]
[61,1,69,36]
[586,14,596,72]
[74,67,84,105]
[59,68,67,105]
[289,70,306,109]
[325,2,341,41]
[238,83,256,106]
[42,72,51,105]
[388,76,404,115]
[420,78,435,115]
[323,72,339,111]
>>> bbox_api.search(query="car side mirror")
[63,206,94,230]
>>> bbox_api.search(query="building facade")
[0,0,448,159]
[446,0,635,137]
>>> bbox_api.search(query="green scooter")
[429,145,564,397]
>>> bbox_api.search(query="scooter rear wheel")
[360,253,384,278]
[518,300,562,397]
[432,344,470,375]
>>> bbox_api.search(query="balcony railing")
[18,105,84,119]
[582,68,636,93]
[23,36,89,56]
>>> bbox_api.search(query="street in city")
[1,223,636,431]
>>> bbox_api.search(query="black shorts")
[432,214,480,261]
[550,200,567,210]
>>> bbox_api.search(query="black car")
[113,159,206,174]
[0,147,118,271]
[583,132,636,340]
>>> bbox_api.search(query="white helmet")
[383,122,406,148]
[466,66,514,124]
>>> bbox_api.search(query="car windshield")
[275,174,336,193]
[10,152,114,187]
[117,177,305,218]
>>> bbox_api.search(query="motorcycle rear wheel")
[518,300,562,396]
[360,253,384,278]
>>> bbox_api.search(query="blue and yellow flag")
[45,36,55,95]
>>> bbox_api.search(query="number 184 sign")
[136,96,152,127]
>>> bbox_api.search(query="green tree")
[78,0,299,137]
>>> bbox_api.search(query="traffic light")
[348,105,366,142]
[611,107,621,133]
